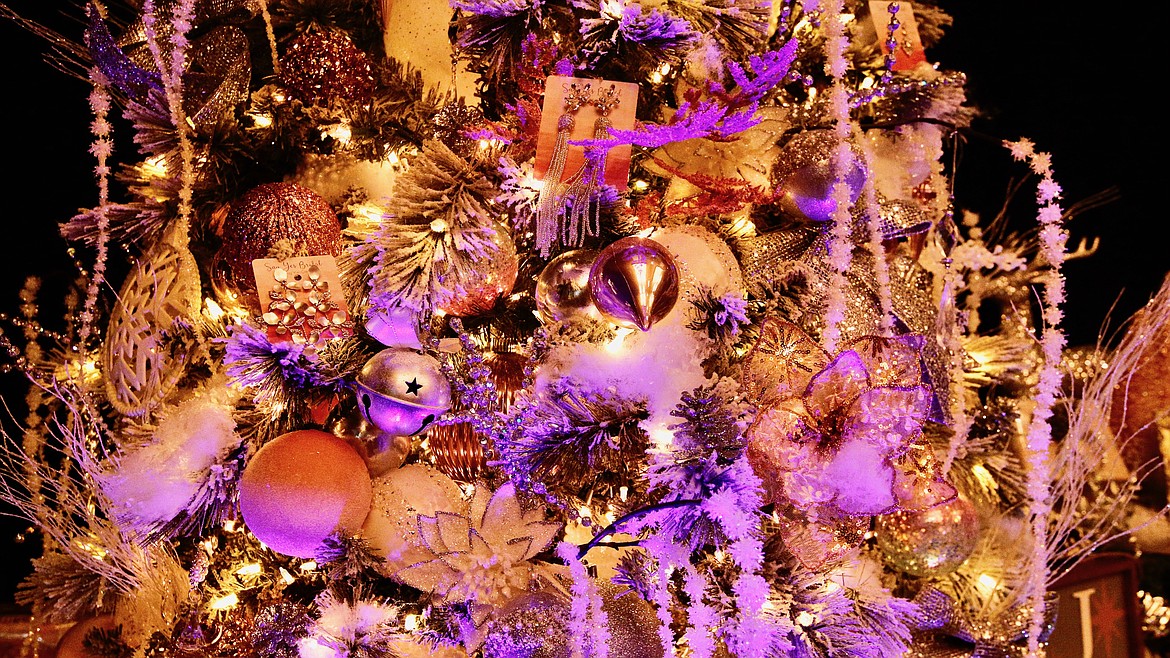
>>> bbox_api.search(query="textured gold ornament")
[875,495,981,577]
[103,242,201,417]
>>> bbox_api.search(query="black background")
[0,2,1162,610]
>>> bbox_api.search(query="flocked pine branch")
[360,140,508,314]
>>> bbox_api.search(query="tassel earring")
[536,82,593,257]
[558,83,620,250]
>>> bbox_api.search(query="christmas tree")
[1,1,1167,657]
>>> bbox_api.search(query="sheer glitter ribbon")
[909,588,1059,658]
[742,318,956,568]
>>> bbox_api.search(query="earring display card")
[252,255,354,345]
[535,75,640,190]
[868,1,928,71]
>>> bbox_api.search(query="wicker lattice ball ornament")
[103,241,201,417]
[238,430,373,558]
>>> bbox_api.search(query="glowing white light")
[210,593,239,610]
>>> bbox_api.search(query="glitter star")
[404,378,423,396]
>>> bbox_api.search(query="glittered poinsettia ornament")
[395,482,566,635]
[743,319,956,565]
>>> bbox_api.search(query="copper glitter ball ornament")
[770,130,866,224]
[354,348,452,436]
[280,30,376,105]
[426,351,526,482]
[216,182,342,301]
[875,495,981,577]
[589,237,680,331]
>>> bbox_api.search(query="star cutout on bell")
[404,378,424,395]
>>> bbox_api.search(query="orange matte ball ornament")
[239,430,373,558]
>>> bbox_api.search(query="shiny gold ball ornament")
[354,348,452,436]
[331,412,413,477]
[483,584,663,658]
[55,616,119,658]
[589,237,680,332]
[770,130,866,224]
[535,249,601,324]
[875,495,981,577]
[426,351,527,482]
[436,220,520,317]
[238,430,373,558]
[216,182,343,301]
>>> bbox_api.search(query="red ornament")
[280,30,376,105]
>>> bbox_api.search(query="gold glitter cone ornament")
[769,130,866,224]
[482,583,663,658]
[354,348,452,436]
[427,351,527,482]
[215,182,342,306]
[875,495,981,577]
[588,236,680,331]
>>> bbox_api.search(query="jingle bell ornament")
[354,348,452,436]
[589,237,680,331]
[535,249,600,324]
[770,130,866,224]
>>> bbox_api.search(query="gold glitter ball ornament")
[361,464,466,575]
[769,130,866,225]
[875,495,981,577]
[216,182,343,302]
[483,584,663,658]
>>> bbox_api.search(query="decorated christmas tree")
[1,1,1168,657]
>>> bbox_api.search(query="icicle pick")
[1005,137,1067,657]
